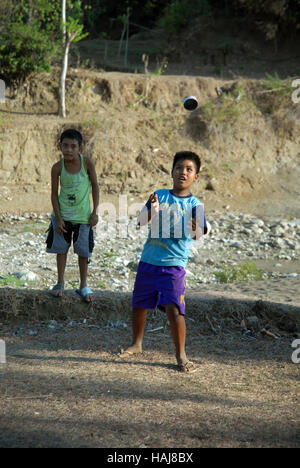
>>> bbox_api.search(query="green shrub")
[0,22,59,85]
[101,249,119,267]
[261,73,294,98]
[214,263,264,283]
[0,1,60,86]
[202,96,241,124]
[0,274,34,288]
[159,0,210,35]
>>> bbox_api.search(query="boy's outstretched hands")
[137,192,159,228]
[149,192,159,215]
[187,216,203,240]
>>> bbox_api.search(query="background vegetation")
[0,0,299,86]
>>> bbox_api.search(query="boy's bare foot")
[51,283,64,297]
[118,344,143,358]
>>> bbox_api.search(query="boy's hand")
[188,217,203,240]
[149,193,159,214]
[88,212,99,227]
[56,219,67,235]
[137,193,159,228]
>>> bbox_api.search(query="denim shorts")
[46,216,94,258]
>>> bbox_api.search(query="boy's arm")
[137,193,159,227]
[190,206,209,240]
[190,218,204,240]
[51,162,67,234]
[86,157,99,227]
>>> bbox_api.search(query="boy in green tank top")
[46,129,99,302]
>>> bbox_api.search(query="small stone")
[246,316,260,332]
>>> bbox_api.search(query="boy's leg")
[57,253,67,284]
[51,253,67,297]
[165,304,197,372]
[165,304,187,366]
[78,256,93,302]
[119,308,147,356]
[73,224,94,302]
[120,262,159,357]
[47,216,71,296]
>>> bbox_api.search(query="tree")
[59,0,88,117]
[0,0,60,86]
[233,0,300,40]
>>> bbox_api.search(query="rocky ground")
[0,208,299,303]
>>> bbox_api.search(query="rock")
[206,259,215,265]
[48,320,57,330]
[25,240,36,247]
[270,225,285,236]
[260,329,278,339]
[126,261,138,272]
[272,238,286,249]
[229,241,242,248]
[0,210,299,294]
[205,181,215,191]
[285,240,297,250]
[246,315,260,332]
[14,271,39,281]
[185,269,195,278]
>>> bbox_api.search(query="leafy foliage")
[233,0,300,40]
[0,0,299,86]
[0,0,61,86]
[81,0,168,37]
[158,0,210,34]
[157,0,300,38]
[214,263,264,284]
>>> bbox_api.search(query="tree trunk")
[59,0,67,118]
[59,40,70,118]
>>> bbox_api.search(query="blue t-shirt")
[140,189,207,267]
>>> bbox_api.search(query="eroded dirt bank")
[0,70,299,217]
[0,285,299,331]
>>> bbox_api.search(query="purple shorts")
[132,261,186,315]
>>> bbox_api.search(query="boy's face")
[172,158,199,191]
[60,138,82,161]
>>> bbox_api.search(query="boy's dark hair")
[60,129,83,146]
[172,151,201,174]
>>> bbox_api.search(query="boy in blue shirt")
[120,151,208,373]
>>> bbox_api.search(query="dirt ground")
[0,23,300,448]
[0,287,299,448]
[0,321,299,448]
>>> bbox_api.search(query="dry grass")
[0,319,299,448]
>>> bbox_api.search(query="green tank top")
[58,154,91,224]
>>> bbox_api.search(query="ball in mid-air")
[183,96,198,111]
